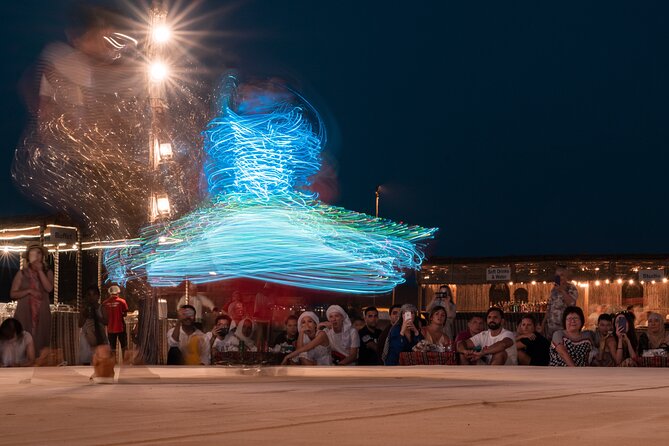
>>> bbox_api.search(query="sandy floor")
[0,366,667,445]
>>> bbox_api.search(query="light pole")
[375,185,381,218]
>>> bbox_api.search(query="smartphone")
[554,275,561,286]
[616,317,627,333]
[403,311,412,322]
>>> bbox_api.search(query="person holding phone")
[544,266,579,340]
[382,304,423,365]
[613,312,638,366]
[201,314,232,365]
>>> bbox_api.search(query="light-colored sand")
[0,366,666,445]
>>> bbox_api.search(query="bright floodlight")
[156,195,171,214]
[149,62,169,82]
[153,25,171,43]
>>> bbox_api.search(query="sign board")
[638,269,664,281]
[49,227,77,244]
[486,267,511,282]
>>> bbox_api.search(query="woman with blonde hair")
[638,312,668,355]
[10,245,54,355]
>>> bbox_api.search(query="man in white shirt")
[457,307,517,365]
[166,305,205,365]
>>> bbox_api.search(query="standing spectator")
[638,312,669,354]
[228,300,247,330]
[351,317,365,332]
[102,285,128,359]
[549,306,594,367]
[226,291,244,321]
[358,306,382,365]
[378,304,401,358]
[458,307,516,365]
[0,318,35,367]
[167,305,205,365]
[271,315,299,351]
[201,315,232,365]
[515,315,550,366]
[79,285,108,365]
[427,285,457,339]
[421,306,452,349]
[322,305,359,365]
[10,245,54,355]
[383,304,423,366]
[613,312,638,366]
[177,283,215,327]
[455,315,485,365]
[282,311,331,365]
[590,313,616,367]
[544,266,578,340]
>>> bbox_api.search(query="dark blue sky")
[2,1,669,257]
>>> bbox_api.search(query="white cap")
[108,285,121,295]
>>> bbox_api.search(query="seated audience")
[271,315,299,352]
[455,314,485,365]
[201,315,232,365]
[420,306,452,350]
[166,305,205,365]
[638,312,669,355]
[378,304,401,358]
[222,317,258,352]
[282,311,332,365]
[321,305,359,365]
[549,306,594,367]
[458,307,516,365]
[358,306,383,365]
[382,304,423,365]
[613,312,638,366]
[427,285,457,339]
[0,318,35,367]
[515,314,549,366]
[590,313,616,367]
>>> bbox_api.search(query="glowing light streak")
[104,76,437,293]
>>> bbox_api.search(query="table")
[636,356,668,367]
[399,351,457,366]
[213,351,286,366]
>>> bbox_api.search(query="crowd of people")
[165,301,668,368]
[2,248,668,369]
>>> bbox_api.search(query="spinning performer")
[105,75,437,294]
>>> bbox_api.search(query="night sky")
[2,1,669,258]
